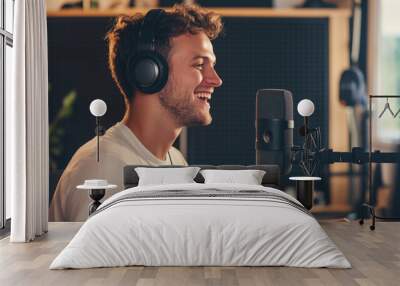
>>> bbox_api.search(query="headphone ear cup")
[127,51,169,94]
[339,66,366,107]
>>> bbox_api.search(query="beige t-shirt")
[49,122,187,222]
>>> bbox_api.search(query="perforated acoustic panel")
[187,17,329,166]
[47,16,330,198]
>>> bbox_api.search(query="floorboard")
[0,221,399,286]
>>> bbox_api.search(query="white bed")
[50,183,351,269]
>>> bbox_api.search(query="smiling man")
[49,4,223,221]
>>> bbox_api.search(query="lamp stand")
[96,117,99,162]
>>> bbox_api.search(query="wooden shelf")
[47,7,351,19]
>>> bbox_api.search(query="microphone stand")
[292,123,400,231]
[304,147,400,230]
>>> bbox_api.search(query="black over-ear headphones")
[339,66,367,107]
[126,9,169,94]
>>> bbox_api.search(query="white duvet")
[50,183,351,269]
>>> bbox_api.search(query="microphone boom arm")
[315,147,400,165]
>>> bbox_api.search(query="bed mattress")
[50,183,351,269]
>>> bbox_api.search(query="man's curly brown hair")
[105,4,223,106]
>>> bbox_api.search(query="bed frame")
[123,165,281,190]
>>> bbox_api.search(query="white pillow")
[135,167,200,186]
[200,169,266,185]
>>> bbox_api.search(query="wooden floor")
[0,221,399,286]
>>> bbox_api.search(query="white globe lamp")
[90,99,107,117]
[297,99,315,117]
[89,99,107,162]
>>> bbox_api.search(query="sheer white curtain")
[7,0,49,242]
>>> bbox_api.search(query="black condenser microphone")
[256,89,294,175]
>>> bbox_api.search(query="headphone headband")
[137,9,165,51]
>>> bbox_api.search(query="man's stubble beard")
[158,77,212,127]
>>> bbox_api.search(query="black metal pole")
[304,116,309,174]
[369,95,372,207]
[96,116,99,162]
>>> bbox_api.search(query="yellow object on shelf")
[47,7,350,18]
